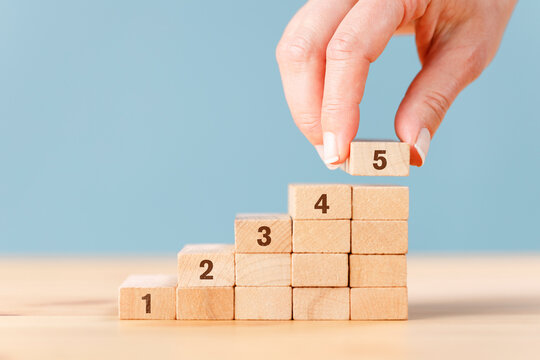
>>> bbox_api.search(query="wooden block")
[118,274,176,320]
[349,255,407,287]
[235,213,291,253]
[235,287,292,320]
[293,288,350,320]
[343,141,409,176]
[176,287,234,320]
[288,184,351,220]
[351,220,407,254]
[177,244,235,287]
[292,254,348,287]
[352,185,409,220]
[293,220,350,253]
[235,254,291,286]
[350,287,408,320]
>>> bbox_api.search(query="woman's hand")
[276,0,517,168]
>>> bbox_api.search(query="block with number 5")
[177,244,235,287]
[343,141,410,176]
[288,184,351,220]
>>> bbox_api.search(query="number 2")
[199,260,214,280]
[314,194,329,214]
[373,150,387,170]
[141,293,151,313]
[257,226,271,246]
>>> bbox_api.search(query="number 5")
[373,150,387,170]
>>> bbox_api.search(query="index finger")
[320,0,426,165]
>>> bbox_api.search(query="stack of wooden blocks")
[119,141,410,321]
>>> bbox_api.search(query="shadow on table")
[409,296,540,320]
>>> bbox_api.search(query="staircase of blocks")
[119,141,410,321]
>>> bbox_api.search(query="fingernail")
[323,132,339,164]
[414,128,431,166]
[315,145,339,170]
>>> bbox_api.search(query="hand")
[276,0,517,168]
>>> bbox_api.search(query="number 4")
[314,194,329,214]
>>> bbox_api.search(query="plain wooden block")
[352,185,409,220]
[351,220,408,254]
[293,220,350,253]
[235,254,291,286]
[176,287,234,320]
[288,184,351,220]
[235,213,291,253]
[293,288,350,320]
[350,287,408,320]
[177,244,235,287]
[118,274,176,320]
[235,287,292,320]
[344,141,410,176]
[349,255,407,287]
[292,254,348,287]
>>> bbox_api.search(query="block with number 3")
[235,213,291,253]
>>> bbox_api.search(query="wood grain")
[235,253,291,286]
[235,287,292,320]
[350,255,407,287]
[176,287,234,320]
[292,254,348,287]
[350,287,408,320]
[352,185,409,220]
[293,288,350,320]
[351,220,408,254]
[293,220,350,253]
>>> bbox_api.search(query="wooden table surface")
[1,254,539,359]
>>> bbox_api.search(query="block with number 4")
[235,213,291,253]
[343,141,410,176]
[289,184,351,220]
[119,274,177,320]
[177,244,235,287]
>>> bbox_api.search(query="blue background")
[1,1,538,253]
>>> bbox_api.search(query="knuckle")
[294,112,321,134]
[326,32,357,61]
[422,90,451,124]
[276,35,317,64]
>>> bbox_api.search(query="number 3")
[257,226,271,246]
[373,150,387,170]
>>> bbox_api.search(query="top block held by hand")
[343,141,410,176]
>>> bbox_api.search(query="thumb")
[395,43,488,166]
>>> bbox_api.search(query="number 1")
[141,293,151,313]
